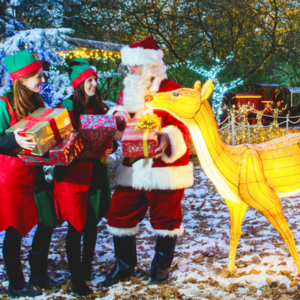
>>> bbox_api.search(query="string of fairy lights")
[58,49,121,61]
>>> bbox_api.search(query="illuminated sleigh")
[145,80,300,273]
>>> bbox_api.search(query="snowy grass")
[1,157,300,299]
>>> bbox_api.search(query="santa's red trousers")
[106,186,184,231]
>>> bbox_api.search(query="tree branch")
[63,36,124,51]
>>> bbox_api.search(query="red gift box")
[76,141,113,159]
[122,118,160,158]
[77,114,117,159]
[18,132,83,166]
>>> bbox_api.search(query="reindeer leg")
[239,147,300,273]
[224,199,248,272]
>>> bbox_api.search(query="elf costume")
[102,37,193,286]
[54,58,113,296]
[0,49,62,298]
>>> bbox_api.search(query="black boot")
[68,252,93,296]
[70,266,93,296]
[29,250,65,289]
[82,227,96,282]
[82,261,92,282]
[151,236,177,284]
[6,261,42,297]
[98,235,137,287]
[66,222,93,296]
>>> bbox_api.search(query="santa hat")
[68,58,97,89]
[121,36,164,67]
[4,49,42,81]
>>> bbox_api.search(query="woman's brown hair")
[73,79,104,126]
[10,69,45,120]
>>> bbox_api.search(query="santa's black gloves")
[115,115,127,131]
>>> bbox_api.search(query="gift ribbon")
[143,129,149,157]
[127,123,152,157]
[63,135,83,163]
[19,108,62,155]
[135,113,160,157]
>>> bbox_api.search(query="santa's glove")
[154,131,170,159]
[115,115,127,131]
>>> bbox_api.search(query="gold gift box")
[6,108,74,156]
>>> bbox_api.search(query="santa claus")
[101,37,194,286]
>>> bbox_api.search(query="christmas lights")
[167,54,244,121]
[58,49,121,61]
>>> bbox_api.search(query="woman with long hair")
[54,58,123,296]
[0,49,63,297]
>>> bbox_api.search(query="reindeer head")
[144,80,214,119]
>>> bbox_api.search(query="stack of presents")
[6,108,161,165]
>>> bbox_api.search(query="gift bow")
[135,113,160,130]
[19,108,62,155]
[133,113,160,157]
[64,135,83,163]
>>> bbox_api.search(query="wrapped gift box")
[76,141,112,159]
[122,115,160,158]
[6,108,73,156]
[18,132,83,166]
[77,114,117,159]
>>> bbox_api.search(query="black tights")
[3,223,53,265]
[66,202,98,271]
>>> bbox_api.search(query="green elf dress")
[54,71,112,232]
[0,90,57,237]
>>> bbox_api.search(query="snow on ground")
[1,157,300,299]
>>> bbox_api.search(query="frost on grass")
[1,157,300,299]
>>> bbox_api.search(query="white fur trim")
[91,66,97,72]
[160,125,187,164]
[115,163,132,186]
[133,108,153,118]
[121,46,164,67]
[149,72,168,93]
[107,224,138,236]
[154,226,184,237]
[107,105,129,116]
[116,161,194,190]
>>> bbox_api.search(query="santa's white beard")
[122,74,152,113]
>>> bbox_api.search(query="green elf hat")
[4,49,42,81]
[68,58,98,89]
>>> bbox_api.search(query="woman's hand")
[115,111,130,123]
[113,130,125,141]
[14,128,36,151]
[154,131,170,159]
[104,143,114,157]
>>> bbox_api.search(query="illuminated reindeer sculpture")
[251,107,268,143]
[145,80,300,273]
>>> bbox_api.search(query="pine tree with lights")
[168,54,244,122]
[0,28,75,104]
[0,26,125,106]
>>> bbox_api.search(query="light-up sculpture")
[251,107,268,143]
[145,80,300,273]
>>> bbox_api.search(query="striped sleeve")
[0,98,18,149]
[0,98,11,136]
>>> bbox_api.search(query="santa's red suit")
[100,36,195,287]
[106,77,193,237]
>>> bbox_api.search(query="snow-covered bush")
[0,28,122,107]
[41,72,73,107]
[0,28,74,104]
